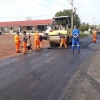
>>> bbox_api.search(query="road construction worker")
[93,30,97,43]
[14,32,22,53]
[22,31,30,54]
[34,31,40,51]
[72,26,80,53]
[59,33,68,49]
[39,34,44,50]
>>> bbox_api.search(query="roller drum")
[49,35,68,47]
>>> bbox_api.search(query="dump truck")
[48,16,72,47]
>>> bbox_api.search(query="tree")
[55,9,81,28]
[79,23,90,32]
[79,25,86,32]
[90,25,94,30]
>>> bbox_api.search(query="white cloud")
[0,0,99,25]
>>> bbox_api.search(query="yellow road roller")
[48,16,72,47]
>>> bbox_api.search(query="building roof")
[53,16,71,19]
[0,19,53,27]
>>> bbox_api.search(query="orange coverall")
[22,35,28,54]
[34,33,40,51]
[59,35,68,49]
[14,34,21,53]
[93,31,97,43]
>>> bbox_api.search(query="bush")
[80,32,88,37]
[31,31,36,33]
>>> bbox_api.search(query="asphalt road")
[0,34,100,100]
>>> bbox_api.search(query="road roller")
[48,16,72,47]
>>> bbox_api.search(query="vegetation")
[79,22,90,32]
[80,32,89,37]
[54,9,99,35]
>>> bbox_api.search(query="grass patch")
[80,32,89,37]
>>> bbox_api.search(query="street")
[0,35,100,100]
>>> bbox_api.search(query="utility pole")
[94,17,95,30]
[69,0,73,29]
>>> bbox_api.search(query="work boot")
[71,51,74,53]
[16,51,20,53]
[58,47,61,49]
[65,46,68,49]
[34,49,37,52]
[23,52,26,54]
[37,49,40,51]
[77,50,80,53]
[18,51,20,53]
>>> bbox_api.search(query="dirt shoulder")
[0,34,50,60]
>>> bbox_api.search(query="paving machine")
[48,16,72,47]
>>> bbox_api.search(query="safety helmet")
[17,32,19,35]
[74,26,77,28]
[23,31,26,35]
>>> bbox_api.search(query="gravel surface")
[0,34,50,60]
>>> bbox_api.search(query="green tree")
[79,23,90,32]
[79,25,86,32]
[90,25,94,30]
[55,9,81,28]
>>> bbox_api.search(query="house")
[0,19,53,33]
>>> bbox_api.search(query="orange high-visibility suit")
[22,42,27,54]
[34,32,40,51]
[22,35,28,54]
[14,34,21,53]
[93,31,97,43]
[59,35,68,49]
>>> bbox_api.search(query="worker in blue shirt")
[72,26,80,53]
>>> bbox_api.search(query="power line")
[0,0,70,19]
[74,2,93,22]
[30,0,70,14]
[52,0,69,10]
[0,13,55,18]
[30,0,57,12]
[78,0,99,23]
[78,0,94,17]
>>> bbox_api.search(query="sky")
[0,0,99,25]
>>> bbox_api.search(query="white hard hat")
[74,26,77,28]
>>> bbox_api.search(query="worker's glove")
[60,38,62,40]
[75,35,79,39]
[20,41,22,44]
[73,35,76,38]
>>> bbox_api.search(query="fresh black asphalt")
[0,34,100,100]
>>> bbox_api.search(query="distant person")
[39,34,44,50]
[0,30,2,35]
[72,26,80,53]
[14,32,22,53]
[22,31,30,54]
[58,33,68,49]
[34,31,40,51]
[93,30,97,43]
